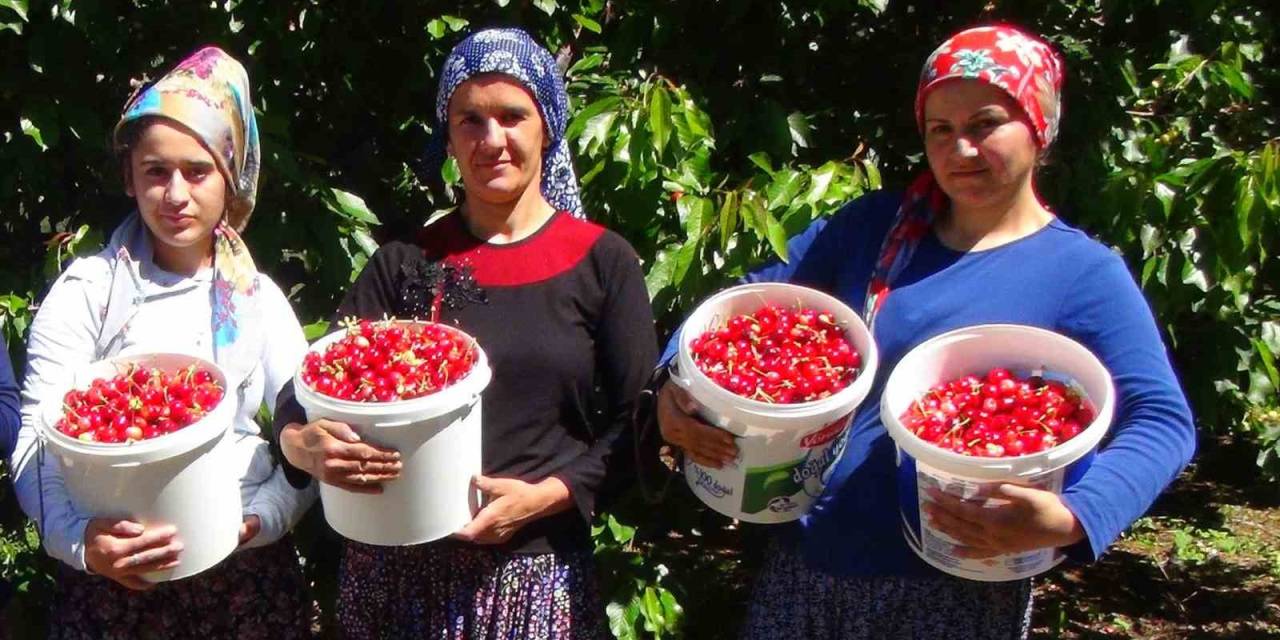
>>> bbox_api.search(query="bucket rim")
[880,323,1117,477]
[294,321,493,417]
[38,353,234,461]
[676,282,880,414]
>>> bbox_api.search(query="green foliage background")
[0,0,1277,637]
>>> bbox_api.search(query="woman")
[9,47,316,638]
[657,25,1196,638]
[273,28,657,639]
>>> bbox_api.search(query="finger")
[686,449,726,469]
[115,525,178,556]
[115,541,183,574]
[926,490,992,528]
[108,520,145,537]
[316,419,363,443]
[923,502,990,549]
[671,386,699,414]
[323,440,402,465]
[994,483,1041,503]
[323,457,403,477]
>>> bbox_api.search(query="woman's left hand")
[453,475,572,545]
[922,483,1086,559]
[238,514,262,546]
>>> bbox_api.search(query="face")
[922,79,1040,212]
[126,120,227,254]
[446,75,547,206]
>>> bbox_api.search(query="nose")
[164,170,190,205]
[480,118,505,150]
[955,136,980,159]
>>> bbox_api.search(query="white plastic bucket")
[38,353,240,582]
[673,282,879,523]
[881,324,1116,581]
[294,323,492,546]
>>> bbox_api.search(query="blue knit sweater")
[663,190,1196,576]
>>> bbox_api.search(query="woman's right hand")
[83,518,182,591]
[279,419,402,493]
[657,380,739,468]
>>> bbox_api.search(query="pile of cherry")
[688,304,861,404]
[56,365,225,443]
[900,367,1095,458]
[302,319,477,402]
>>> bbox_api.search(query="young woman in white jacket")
[8,47,316,638]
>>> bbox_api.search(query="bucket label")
[690,464,734,499]
[800,416,850,448]
[912,463,1065,581]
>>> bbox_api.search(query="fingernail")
[172,543,184,553]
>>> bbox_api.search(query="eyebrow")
[454,105,534,118]
[924,106,1008,124]
[138,156,217,168]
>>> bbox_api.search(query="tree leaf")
[718,191,739,252]
[327,189,380,225]
[671,236,700,286]
[786,111,811,149]
[1253,338,1280,394]
[426,18,446,39]
[649,85,672,156]
[0,0,27,21]
[572,13,602,33]
[532,0,558,15]
[19,117,45,151]
[748,152,774,176]
[566,96,621,143]
[804,162,837,204]
[1236,173,1258,248]
[763,210,790,263]
[567,52,604,76]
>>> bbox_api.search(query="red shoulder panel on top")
[416,211,605,287]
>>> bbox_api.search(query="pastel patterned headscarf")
[112,46,263,379]
[428,28,584,218]
[864,25,1063,327]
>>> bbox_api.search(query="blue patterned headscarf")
[429,28,584,218]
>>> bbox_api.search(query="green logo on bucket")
[741,458,804,514]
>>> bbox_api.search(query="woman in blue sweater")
[656,25,1195,638]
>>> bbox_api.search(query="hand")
[453,475,572,545]
[83,518,182,591]
[657,381,738,468]
[922,483,1086,559]
[238,514,262,546]
[279,419,402,494]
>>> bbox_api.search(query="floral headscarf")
[864,25,1064,327]
[426,28,584,218]
[111,46,263,378]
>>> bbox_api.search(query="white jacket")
[9,245,317,571]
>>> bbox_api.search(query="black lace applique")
[396,255,487,320]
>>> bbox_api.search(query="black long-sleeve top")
[276,211,657,553]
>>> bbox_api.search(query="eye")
[184,168,210,182]
[499,110,525,127]
[459,114,482,126]
[927,123,952,136]
[144,166,168,178]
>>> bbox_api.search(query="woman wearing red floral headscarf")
[656,25,1195,638]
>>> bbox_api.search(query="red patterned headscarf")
[864,25,1064,328]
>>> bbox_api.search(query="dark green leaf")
[649,85,672,156]
[327,189,381,225]
[572,14,602,33]
[763,210,789,263]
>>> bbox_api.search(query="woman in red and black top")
[273,28,656,639]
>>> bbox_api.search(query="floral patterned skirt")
[337,541,609,640]
[742,543,1033,640]
[48,539,312,640]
